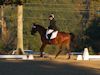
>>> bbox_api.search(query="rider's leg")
[48,30,56,40]
[46,29,54,41]
[48,33,52,42]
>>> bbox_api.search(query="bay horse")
[31,23,75,59]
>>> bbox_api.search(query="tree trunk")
[1,5,9,44]
[17,5,25,54]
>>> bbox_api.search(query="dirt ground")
[0,55,100,75]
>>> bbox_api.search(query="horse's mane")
[35,24,47,30]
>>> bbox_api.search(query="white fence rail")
[77,48,100,60]
[0,55,34,60]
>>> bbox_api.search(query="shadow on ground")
[0,60,100,75]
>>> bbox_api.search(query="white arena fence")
[0,55,34,60]
[77,48,100,60]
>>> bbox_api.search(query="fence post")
[83,48,89,60]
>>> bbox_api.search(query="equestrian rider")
[47,13,58,41]
[48,14,57,30]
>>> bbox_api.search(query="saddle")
[46,29,58,40]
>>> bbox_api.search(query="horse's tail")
[69,33,75,42]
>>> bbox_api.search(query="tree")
[0,5,9,45]
[16,5,25,54]
[0,0,26,54]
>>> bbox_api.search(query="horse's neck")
[37,26,46,36]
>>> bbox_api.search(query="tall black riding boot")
[47,34,52,42]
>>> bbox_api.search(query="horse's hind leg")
[55,45,62,58]
[66,43,71,59]
[67,49,71,59]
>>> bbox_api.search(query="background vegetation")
[0,0,100,54]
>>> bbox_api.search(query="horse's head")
[31,23,38,35]
[31,23,46,36]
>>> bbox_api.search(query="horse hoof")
[40,55,43,57]
[55,56,57,59]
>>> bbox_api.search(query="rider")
[47,13,58,41]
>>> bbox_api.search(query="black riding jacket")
[48,18,58,31]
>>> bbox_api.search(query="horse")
[31,23,75,59]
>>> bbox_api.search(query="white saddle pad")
[46,29,58,39]
[50,31,58,39]
[46,29,54,34]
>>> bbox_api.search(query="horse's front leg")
[40,44,46,57]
